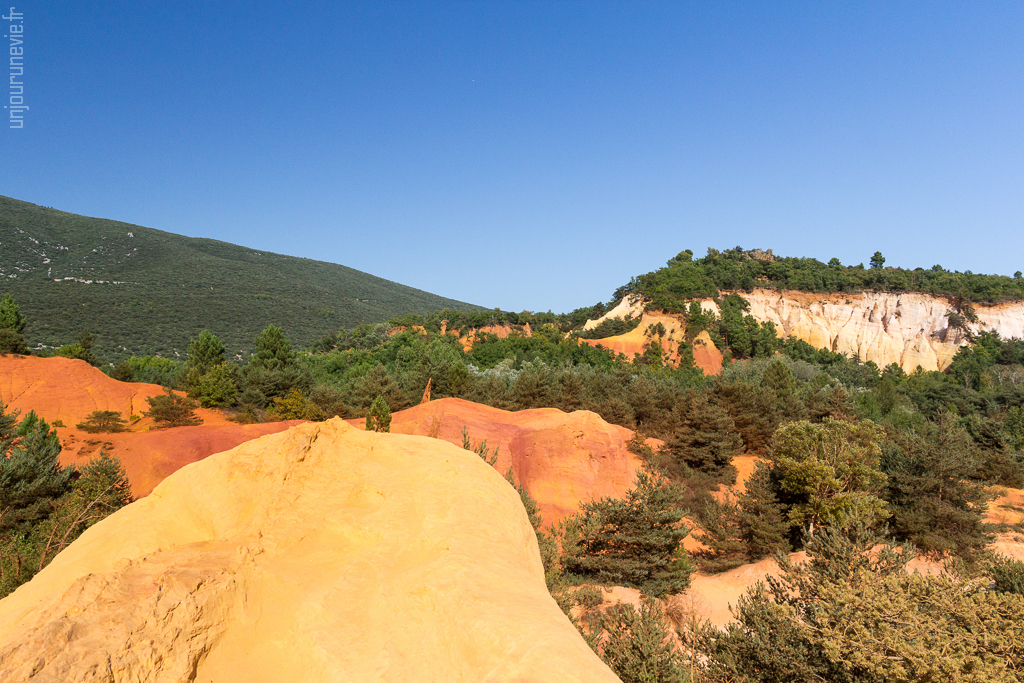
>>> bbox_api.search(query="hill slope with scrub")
[0,195,479,358]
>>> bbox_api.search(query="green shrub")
[986,554,1024,596]
[693,524,1024,683]
[563,470,694,598]
[593,599,691,683]
[365,395,391,433]
[144,390,202,428]
[76,410,128,434]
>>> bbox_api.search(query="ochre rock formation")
[458,322,533,351]
[690,330,724,376]
[580,311,692,368]
[702,289,1024,373]
[59,421,302,498]
[580,296,723,374]
[0,355,300,499]
[357,397,648,525]
[0,420,620,682]
[588,290,1024,373]
[0,355,166,426]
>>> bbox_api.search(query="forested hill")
[624,246,1024,314]
[0,196,480,358]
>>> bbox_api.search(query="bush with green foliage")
[56,329,98,366]
[144,390,202,427]
[191,362,238,408]
[269,388,325,421]
[693,523,1024,683]
[563,471,694,597]
[106,355,184,387]
[76,410,128,434]
[985,554,1024,596]
[0,293,26,334]
[0,293,29,354]
[880,413,992,557]
[578,315,642,340]
[590,599,691,683]
[365,395,391,433]
[0,450,132,599]
[653,391,742,481]
[0,407,74,535]
[182,330,238,407]
[768,418,889,538]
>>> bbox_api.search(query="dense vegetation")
[0,195,480,359]
[0,404,132,598]
[626,246,1024,311]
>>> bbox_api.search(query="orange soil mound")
[988,486,1024,526]
[58,422,302,499]
[0,355,300,499]
[352,397,649,525]
[0,355,168,426]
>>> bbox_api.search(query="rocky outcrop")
[690,330,724,376]
[366,397,649,525]
[588,290,1024,374]
[0,420,621,682]
[703,289,1024,372]
[579,296,722,374]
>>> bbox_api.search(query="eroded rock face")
[587,290,1024,374]
[370,397,648,525]
[0,420,620,683]
[702,289,1024,373]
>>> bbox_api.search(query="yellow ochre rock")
[0,419,621,683]
[702,289,1024,373]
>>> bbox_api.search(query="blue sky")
[2,1,1022,313]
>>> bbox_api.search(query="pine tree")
[0,294,26,333]
[658,391,742,480]
[737,462,792,558]
[564,470,694,597]
[881,412,992,557]
[186,330,226,376]
[76,410,128,433]
[769,418,889,537]
[365,395,391,433]
[711,381,780,454]
[596,599,690,683]
[0,408,74,535]
[144,390,202,427]
[250,325,295,371]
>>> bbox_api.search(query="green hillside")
[0,196,480,358]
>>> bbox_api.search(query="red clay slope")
[353,397,649,525]
[0,355,167,426]
[0,355,299,498]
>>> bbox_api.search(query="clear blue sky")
[2,1,1022,313]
